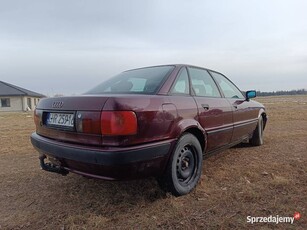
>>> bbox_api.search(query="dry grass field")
[0,96,306,229]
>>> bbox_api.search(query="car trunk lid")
[35,96,109,146]
[36,95,109,111]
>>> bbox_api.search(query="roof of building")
[0,81,45,97]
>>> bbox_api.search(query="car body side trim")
[233,118,258,128]
[206,125,233,135]
[206,118,258,135]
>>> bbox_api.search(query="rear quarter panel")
[102,95,200,147]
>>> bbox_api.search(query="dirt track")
[0,96,306,229]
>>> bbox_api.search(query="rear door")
[209,71,258,142]
[187,67,233,151]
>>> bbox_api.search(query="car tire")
[250,115,264,146]
[158,133,203,196]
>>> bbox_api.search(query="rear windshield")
[85,66,174,95]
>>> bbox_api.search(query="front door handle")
[201,104,209,110]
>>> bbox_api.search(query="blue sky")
[0,0,306,96]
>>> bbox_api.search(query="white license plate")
[46,113,74,128]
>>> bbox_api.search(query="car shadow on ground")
[231,142,252,148]
[52,174,169,209]
[77,176,167,202]
[22,173,169,224]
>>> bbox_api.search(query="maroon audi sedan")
[31,64,267,196]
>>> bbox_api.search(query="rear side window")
[210,71,244,99]
[86,66,174,95]
[188,68,221,98]
[170,68,190,95]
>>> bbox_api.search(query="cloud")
[0,0,306,95]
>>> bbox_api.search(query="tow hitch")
[39,155,69,176]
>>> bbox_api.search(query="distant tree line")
[256,89,307,96]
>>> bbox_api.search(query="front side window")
[210,71,244,99]
[170,68,190,95]
[86,66,174,95]
[188,68,221,98]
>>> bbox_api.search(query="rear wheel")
[158,133,203,196]
[250,116,264,146]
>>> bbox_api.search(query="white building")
[0,81,45,112]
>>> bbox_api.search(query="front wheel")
[250,116,264,146]
[158,133,203,196]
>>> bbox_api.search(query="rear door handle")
[233,105,238,109]
[201,104,209,110]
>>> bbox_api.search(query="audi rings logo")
[52,101,64,108]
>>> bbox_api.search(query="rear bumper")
[31,133,175,180]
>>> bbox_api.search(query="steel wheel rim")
[176,145,197,185]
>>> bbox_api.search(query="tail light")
[34,109,43,127]
[34,109,39,126]
[76,111,101,134]
[75,111,137,136]
[101,111,137,135]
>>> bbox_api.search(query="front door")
[188,67,233,151]
[210,71,258,142]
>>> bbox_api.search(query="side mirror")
[246,90,256,101]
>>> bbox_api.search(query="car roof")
[124,64,225,76]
